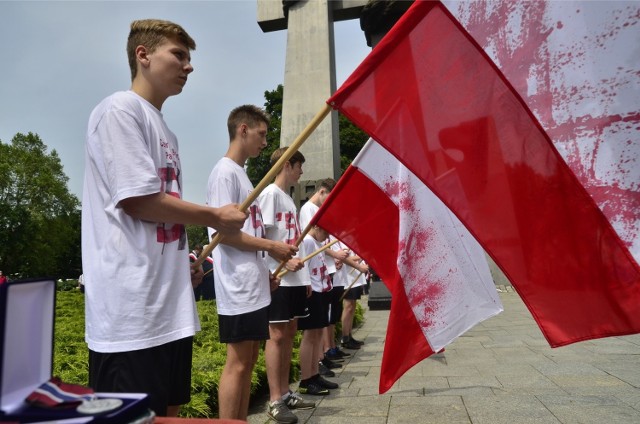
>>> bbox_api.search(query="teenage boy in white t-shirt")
[297,226,339,396]
[82,19,247,417]
[206,105,297,421]
[258,147,316,423]
[299,180,350,372]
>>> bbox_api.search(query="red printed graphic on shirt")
[275,211,300,245]
[250,204,266,239]
[311,263,331,292]
[156,163,186,250]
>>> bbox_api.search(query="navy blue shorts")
[344,285,364,300]
[88,336,193,417]
[269,285,310,323]
[218,305,270,343]
[297,291,330,330]
[327,286,344,324]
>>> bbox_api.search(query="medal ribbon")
[26,377,96,408]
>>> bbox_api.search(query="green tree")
[186,224,209,249]
[0,133,81,279]
[246,84,369,184]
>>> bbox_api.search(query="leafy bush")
[53,287,364,418]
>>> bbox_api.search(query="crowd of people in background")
[79,17,370,423]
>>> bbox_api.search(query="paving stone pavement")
[247,290,640,423]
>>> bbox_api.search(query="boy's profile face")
[142,36,193,98]
[242,122,269,158]
[287,161,304,184]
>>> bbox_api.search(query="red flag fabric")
[318,0,640,390]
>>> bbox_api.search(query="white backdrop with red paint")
[443,0,640,262]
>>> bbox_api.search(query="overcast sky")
[0,0,371,203]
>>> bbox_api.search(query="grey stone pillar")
[280,0,340,184]
[258,0,368,202]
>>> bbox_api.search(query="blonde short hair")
[127,19,196,81]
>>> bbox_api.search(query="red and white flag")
[313,139,503,393]
[313,0,640,393]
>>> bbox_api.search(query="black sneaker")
[321,357,342,369]
[324,349,345,362]
[314,375,339,389]
[341,338,361,350]
[349,335,365,345]
[298,381,329,396]
[318,361,335,377]
[333,348,351,358]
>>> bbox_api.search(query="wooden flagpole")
[192,103,332,269]
[278,239,339,278]
[339,270,365,302]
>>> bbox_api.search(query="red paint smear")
[382,173,462,331]
[453,1,639,253]
[398,226,435,272]
[408,275,445,329]
[384,178,417,212]
[383,180,402,198]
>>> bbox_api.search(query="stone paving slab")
[247,291,640,423]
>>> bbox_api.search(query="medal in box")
[0,278,151,423]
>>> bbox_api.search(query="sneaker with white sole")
[284,391,316,410]
[267,400,298,424]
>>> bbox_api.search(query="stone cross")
[257,0,369,201]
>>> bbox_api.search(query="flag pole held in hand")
[278,239,339,278]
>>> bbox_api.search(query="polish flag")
[312,139,503,393]
[314,0,640,392]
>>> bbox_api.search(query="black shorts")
[269,285,309,323]
[327,286,344,324]
[88,336,193,417]
[344,285,364,300]
[297,291,329,330]
[218,306,270,343]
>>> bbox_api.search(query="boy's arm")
[119,192,247,235]
[219,231,298,262]
[325,247,349,261]
[343,255,369,273]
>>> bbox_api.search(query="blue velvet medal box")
[0,278,150,423]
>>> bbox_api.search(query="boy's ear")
[135,45,150,68]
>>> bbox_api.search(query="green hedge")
[53,285,363,418]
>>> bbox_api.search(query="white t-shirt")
[300,201,337,273]
[302,234,332,293]
[298,200,318,230]
[330,239,349,288]
[82,90,200,353]
[257,184,311,287]
[206,157,270,315]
